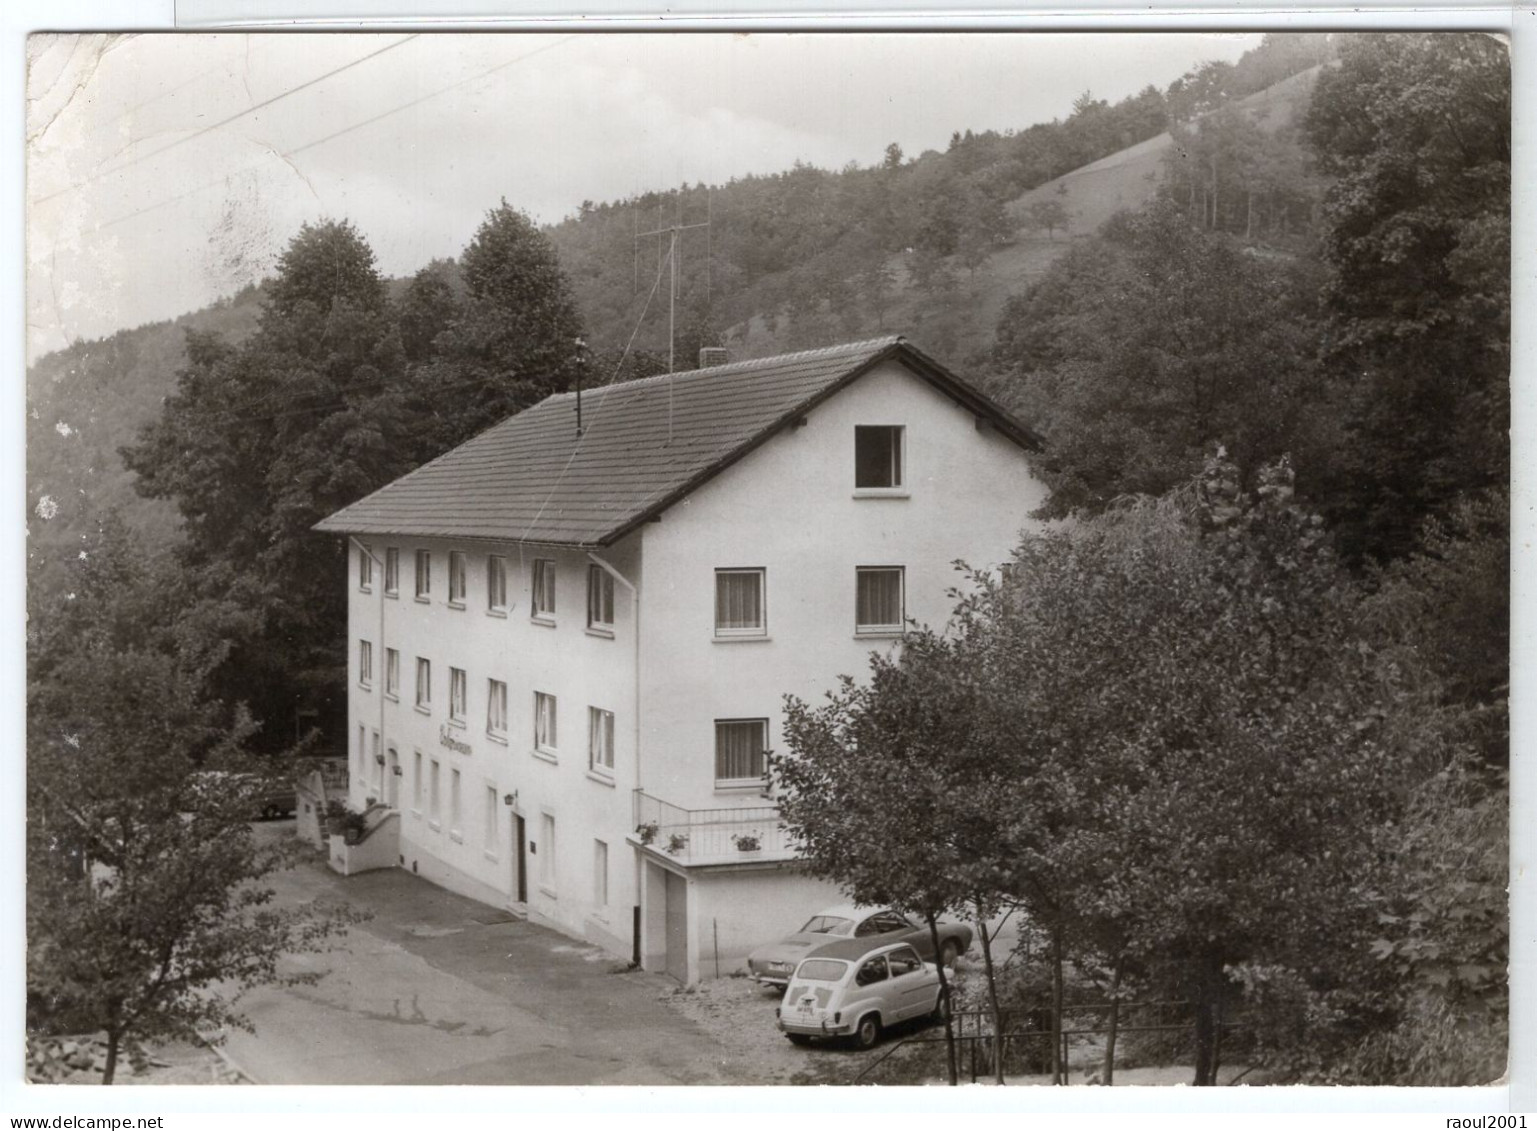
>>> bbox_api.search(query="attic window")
[855,426,904,489]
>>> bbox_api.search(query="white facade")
[342,356,1048,979]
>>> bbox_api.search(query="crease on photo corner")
[26,33,131,146]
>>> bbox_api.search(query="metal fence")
[854,1001,1239,1085]
[631,789,792,863]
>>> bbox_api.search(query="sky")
[24,31,1261,361]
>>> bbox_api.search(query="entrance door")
[664,871,688,983]
[386,747,400,808]
[513,815,528,903]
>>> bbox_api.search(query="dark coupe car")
[747,903,973,989]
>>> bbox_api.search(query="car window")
[799,915,854,936]
[854,956,889,987]
[796,959,849,982]
[887,947,923,976]
[859,911,907,935]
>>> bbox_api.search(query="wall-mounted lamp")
[391,765,403,776]
[503,791,519,808]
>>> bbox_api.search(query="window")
[714,718,768,786]
[413,750,423,810]
[430,759,441,823]
[358,545,373,590]
[854,425,904,489]
[856,567,905,634]
[357,725,365,775]
[855,956,890,987]
[488,555,508,613]
[588,707,615,774]
[415,657,432,710]
[714,569,766,637]
[888,947,924,978]
[450,769,462,837]
[587,565,614,631]
[358,640,373,687]
[415,550,432,600]
[534,692,558,753]
[857,910,911,936]
[532,559,556,620]
[384,548,399,596]
[484,786,498,850]
[593,840,609,910]
[539,812,556,889]
[448,551,467,606]
[449,667,467,724]
[385,648,400,698]
[487,679,508,738]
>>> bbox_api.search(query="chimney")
[698,347,730,369]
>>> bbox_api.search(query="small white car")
[775,939,945,1049]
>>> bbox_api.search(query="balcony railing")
[631,789,796,865]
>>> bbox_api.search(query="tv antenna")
[637,193,712,445]
[636,205,710,375]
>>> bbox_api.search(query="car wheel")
[786,1033,812,1047]
[939,940,961,968]
[852,1014,881,1050]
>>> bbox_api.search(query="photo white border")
[4,2,1531,1122]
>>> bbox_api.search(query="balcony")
[630,789,797,866]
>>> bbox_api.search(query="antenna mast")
[637,201,710,444]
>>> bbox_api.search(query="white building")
[316,336,1048,983]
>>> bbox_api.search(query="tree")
[958,457,1438,1084]
[991,202,1327,518]
[1020,198,1070,241]
[882,142,904,171]
[1304,33,1510,564]
[27,519,358,1082]
[776,632,1005,1085]
[415,200,589,452]
[123,219,413,750]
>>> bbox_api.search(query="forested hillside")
[25,32,1336,600]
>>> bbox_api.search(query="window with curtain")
[358,640,373,687]
[535,692,558,752]
[449,667,467,723]
[587,565,614,630]
[416,657,432,710]
[714,718,768,785]
[856,567,905,633]
[487,679,508,737]
[415,550,432,599]
[385,648,400,698]
[532,559,557,619]
[384,548,399,595]
[714,569,766,636]
[488,556,508,613]
[448,551,467,605]
[358,545,373,590]
[588,707,615,773]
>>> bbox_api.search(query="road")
[222,823,735,1085]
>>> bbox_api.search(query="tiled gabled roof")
[314,336,1042,548]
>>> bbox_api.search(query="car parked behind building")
[775,938,944,1048]
[747,903,972,988]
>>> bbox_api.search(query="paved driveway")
[222,824,734,1085]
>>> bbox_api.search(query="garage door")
[664,870,688,984]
